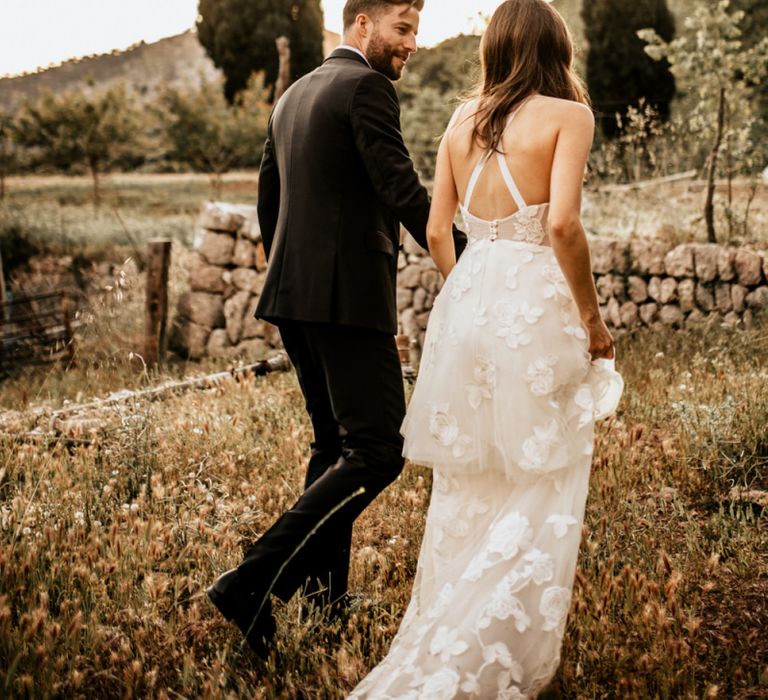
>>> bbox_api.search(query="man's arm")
[256,115,280,260]
[349,71,466,258]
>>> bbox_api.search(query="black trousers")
[237,320,406,607]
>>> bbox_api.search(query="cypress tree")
[582,0,676,137]
[197,0,324,103]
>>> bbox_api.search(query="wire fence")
[0,289,82,375]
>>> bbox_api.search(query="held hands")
[584,316,615,360]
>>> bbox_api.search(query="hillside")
[0,29,341,111]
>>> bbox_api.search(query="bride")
[349,1,623,697]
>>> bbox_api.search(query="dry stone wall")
[170,203,281,360]
[398,234,767,354]
[173,203,767,360]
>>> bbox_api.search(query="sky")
[0,0,501,77]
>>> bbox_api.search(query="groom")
[207,0,466,655]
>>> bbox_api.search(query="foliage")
[0,113,19,200]
[160,80,269,194]
[639,0,768,241]
[582,0,676,138]
[397,35,480,180]
[196,0,324,103]
[13,86,144,204]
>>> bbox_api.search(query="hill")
[0,29,341,112]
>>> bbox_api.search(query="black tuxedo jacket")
[255,48,466,335]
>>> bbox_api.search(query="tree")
[196,0,324,103]
[14,85,143,204]
[161,79,270,193]
[0,113,18,200]
[582,0,676,138]
[640,0,768,242]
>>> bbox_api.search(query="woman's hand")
[584,316,614,360]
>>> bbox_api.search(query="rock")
[199,201,247,233]
[400,265,423,288]
[717,248,736,281]
[722,311,741,328]
[659,278,678,304]
[231,267,260,293]
[677,279,695,312]
[606,297,622,327]
[198,231,235,266]
[639,302,658,325]
[744,309,754,330]
[172,320,211,360]
[596,274,625,303]
[685,309,706,328]
[659,304,684,327]
[413,287,429,313]
[590,238,614,274]
[397,287,413,312]
[415,310,432,330]
[630,239,668,275]
[627,276,648,304]
[189,253,226,294]
[692,244,720,283]
[612,240,631,274]
[241,296,261,339]
[400,308,421,338]
[695,283,715,312]
[178,292,225,329]
[419,256,437,272]
[647,276,662,302]
[715,283,733,313]
[734,249,763,286]
[731,284,748,312]
[232,237,255,268]
[421,269,441,294]
[619,301,639,327]
[207,329,232,359]
[664,245,695,278]
[234,339,270,359]
[764,253,768,283]
[403,233,424,256]
[746,285,768,309]
[398,252,407,271]
[242,214,262,243]
[224,291,251,345]
[252,321,281,347]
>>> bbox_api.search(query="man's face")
[365,4,420,81]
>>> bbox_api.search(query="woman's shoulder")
[529,95,594,127]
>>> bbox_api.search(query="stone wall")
[171,203,282,360]
[398,234,767,353]
[173,203,767,360]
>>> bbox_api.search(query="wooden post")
[144,239,172,369]
[0,247,6,306]
[61,290,75,365]
[274,36,291,103]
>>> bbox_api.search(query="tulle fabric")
[350,199,622,699]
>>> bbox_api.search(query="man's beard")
[366,31,408,80]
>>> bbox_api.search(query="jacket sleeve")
[350,71,466,258]
[256,114,280,260]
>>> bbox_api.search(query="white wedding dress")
[349,112,623,699]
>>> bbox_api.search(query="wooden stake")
[144,238,172,369]
[274,36,291,103]
[0,246,6,306]
[61,290,75,365]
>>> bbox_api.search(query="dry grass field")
[1,176,767,698]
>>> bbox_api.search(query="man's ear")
[355,13,372,39]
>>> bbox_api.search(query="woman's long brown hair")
[471,0,589,152]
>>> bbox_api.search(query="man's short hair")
[343,0,425,30]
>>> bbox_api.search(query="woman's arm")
[426,127,460,279]
[548,104,614,360]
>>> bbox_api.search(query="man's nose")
[405,33,418,53]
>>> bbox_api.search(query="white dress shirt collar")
[336,44,371,67]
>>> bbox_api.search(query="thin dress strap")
[462,99,532,213]
[463,150,492,212]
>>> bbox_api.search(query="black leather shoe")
[207,568,276,658]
